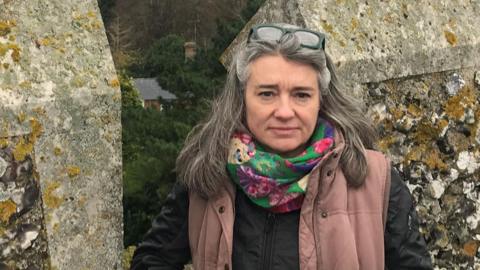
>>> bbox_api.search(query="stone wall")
[0,0,122,269]
[223,0,480,268]
[365,69,480,268]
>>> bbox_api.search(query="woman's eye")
[295,92,311,99]
[259,91,274,97]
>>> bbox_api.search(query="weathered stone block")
[0,0,122,269]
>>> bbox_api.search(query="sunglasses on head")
[247,24,326,50]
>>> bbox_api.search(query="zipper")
[261,212,277,270]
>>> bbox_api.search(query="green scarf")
[226,119,335,213]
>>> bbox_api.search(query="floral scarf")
[226,118,335,213]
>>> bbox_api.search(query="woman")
[131,23,432,270]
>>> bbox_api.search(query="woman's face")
[244,54,320,157]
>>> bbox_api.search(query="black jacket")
[130,168,432,270]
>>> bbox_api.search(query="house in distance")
[133,78,177,110]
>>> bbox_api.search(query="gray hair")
[176,27,377,198]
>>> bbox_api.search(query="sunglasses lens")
[294,31,321,47]
[256,26,283,41]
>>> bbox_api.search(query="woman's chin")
[269,144,306,158]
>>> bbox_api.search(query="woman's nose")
[273,98,295,119]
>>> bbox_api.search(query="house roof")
[133,78,177,101]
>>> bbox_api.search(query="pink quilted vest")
[188,147,391,270]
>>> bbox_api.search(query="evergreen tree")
[121,0,265,247]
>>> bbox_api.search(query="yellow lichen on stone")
[13,118,43,161]
[377,135,397,152]
[17,111,26,123]
[389,107,405,121]
[108,77,120,88]
[54,147,62,156]
[0,138,8,148]
[43,181,63,209]
[407,104,422,117]
[472,109,480,140]
[0,42,20,62]
[444,30,457,46]
[29,118,43,140]
[52,222,60,233]
[444,85,477,120]
[413,119,439,143]
[424,148,447,171]
[122,246,137,270]
[13,137,34,162]
[321,21,334,34]
[437,119,449,131]
[67,166,81,178]
[73,11,102,31]
[37,37,55,47]
[0,20,16,37]
[404,144,426,164]
[350,18,359,31]
[19,80,32,89]
[0,199,17,223]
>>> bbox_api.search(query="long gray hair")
[176,26,378,198]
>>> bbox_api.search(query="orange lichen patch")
[321,21,334,34]
[424,148,447,171]
[407,104,422,117]
[52,222,60,233]
[17,111,26,123]
[413,120,439,143]
[19,80,31,89]
[0,199,17,223]
[53,147,62,156]
[437,119,449,132]
[444,85,477,120]
[37,37,53,47]
[13,118,43,161]
[472,109,480,139]
[73,11,102,31]
[389,107,405,121]
[0,20,16,37]
[29,118,43,139]
[350,18,359,31]
[463,240,478,257]
[404,144,426,164]
[0,42,21,62]
[67,166,81,178]
[13,137,34,162]
[444,30,457,46]
[43,181,63,209]
[377,135,397,152]
[0,138,8,148]
[108,77,120,88]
